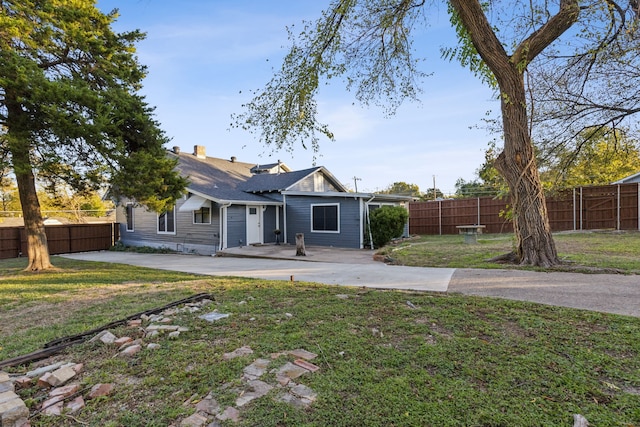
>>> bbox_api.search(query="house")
[612,171,640,184]
[116,145,411,255]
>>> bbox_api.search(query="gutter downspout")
[365,195,375,250]
[219,202,231,252]
[282,194,288,244]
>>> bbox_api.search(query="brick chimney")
[194,145,206,159]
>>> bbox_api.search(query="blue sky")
[96,0,498,195]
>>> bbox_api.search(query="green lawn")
[377,231,640,273]
[1,252,639,426]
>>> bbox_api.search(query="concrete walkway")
[62,244,640,318]
[63,249,454,292]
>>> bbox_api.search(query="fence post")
[579,187,583,230]
[572,188,576,231]
[477,198,480,225]
[617,185,621,230]
[438,200,442,235]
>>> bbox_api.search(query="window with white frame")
[311,203,339,233]
[125,203,134,232]
[158,207,176,234]
[193,206,211,224]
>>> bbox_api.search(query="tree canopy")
[235,0,640,267]
[0,0,187,270]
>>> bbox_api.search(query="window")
[125,203,134,232]
[158,207,176,234]
[194,207,211,224]
[311,204,339,233]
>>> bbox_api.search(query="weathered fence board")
[0,223,119,259]
[409,183,640,235]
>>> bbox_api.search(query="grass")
[1,253,639,426]
[377,230,640,273]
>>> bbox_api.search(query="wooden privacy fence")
[409,183,640,235]
[0,223,119,260]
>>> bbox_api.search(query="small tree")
[369,205,408,249]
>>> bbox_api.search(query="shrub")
[369,205,409,248]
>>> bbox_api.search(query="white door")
[246,205,262,244]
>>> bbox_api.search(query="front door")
[246,205,262,245]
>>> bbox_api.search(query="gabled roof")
[171,151,275,204]
[171,147,352,202]
[240,167,322,193]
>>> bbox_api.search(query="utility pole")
[353,176,362,193]
[433,175,437,200]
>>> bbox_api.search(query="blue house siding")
[262,205,282,243]
[226,204,247,247]
[285,195,362,248]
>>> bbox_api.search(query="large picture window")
[311,203,339,233]
[158,207,176,234]
[125,203,134,232]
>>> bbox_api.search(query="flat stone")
[88,383,114,399]
[88,330,117,345]
[37,372,54,388]
[147,343,161,350]
[146,330,160,338]
[289,383,317,402]
[41,400,63,416]
[288,349,317,360]
[0,390,20,405]
[26,361,66,378]
[198,312,230,322]
[47,366,77,387]
[0,372,10,383]
[222,346,253,360]
[278,392,312,409]
[0,394,29,423]
[235,380,273,407]
[195,394,221,415]
[274,362,309,385]
[41,395,64,410]
[180,412,209,427]
[49,383,80,398]
[65,396,85,413]
[71,363,84,374]
[128,319,142,327]
[242,358,270,380]
[0,380,13,394]
[119,344,142,357]
[114,337,133,346]
[216,407,240,422]
[168,331,181,339]
[293,359,320,373]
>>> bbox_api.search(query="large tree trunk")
[15,165,54,271]
[448,0,576,267]
[7,93,54,271]
[494,74,559,267]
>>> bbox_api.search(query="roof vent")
[230,156,237,163]
[172,146,180,154]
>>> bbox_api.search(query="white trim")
[157,207,176,235]
[125,203,135,232]
[310,203,340,234]
[283,194,288,244]
[193,205,212,225]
